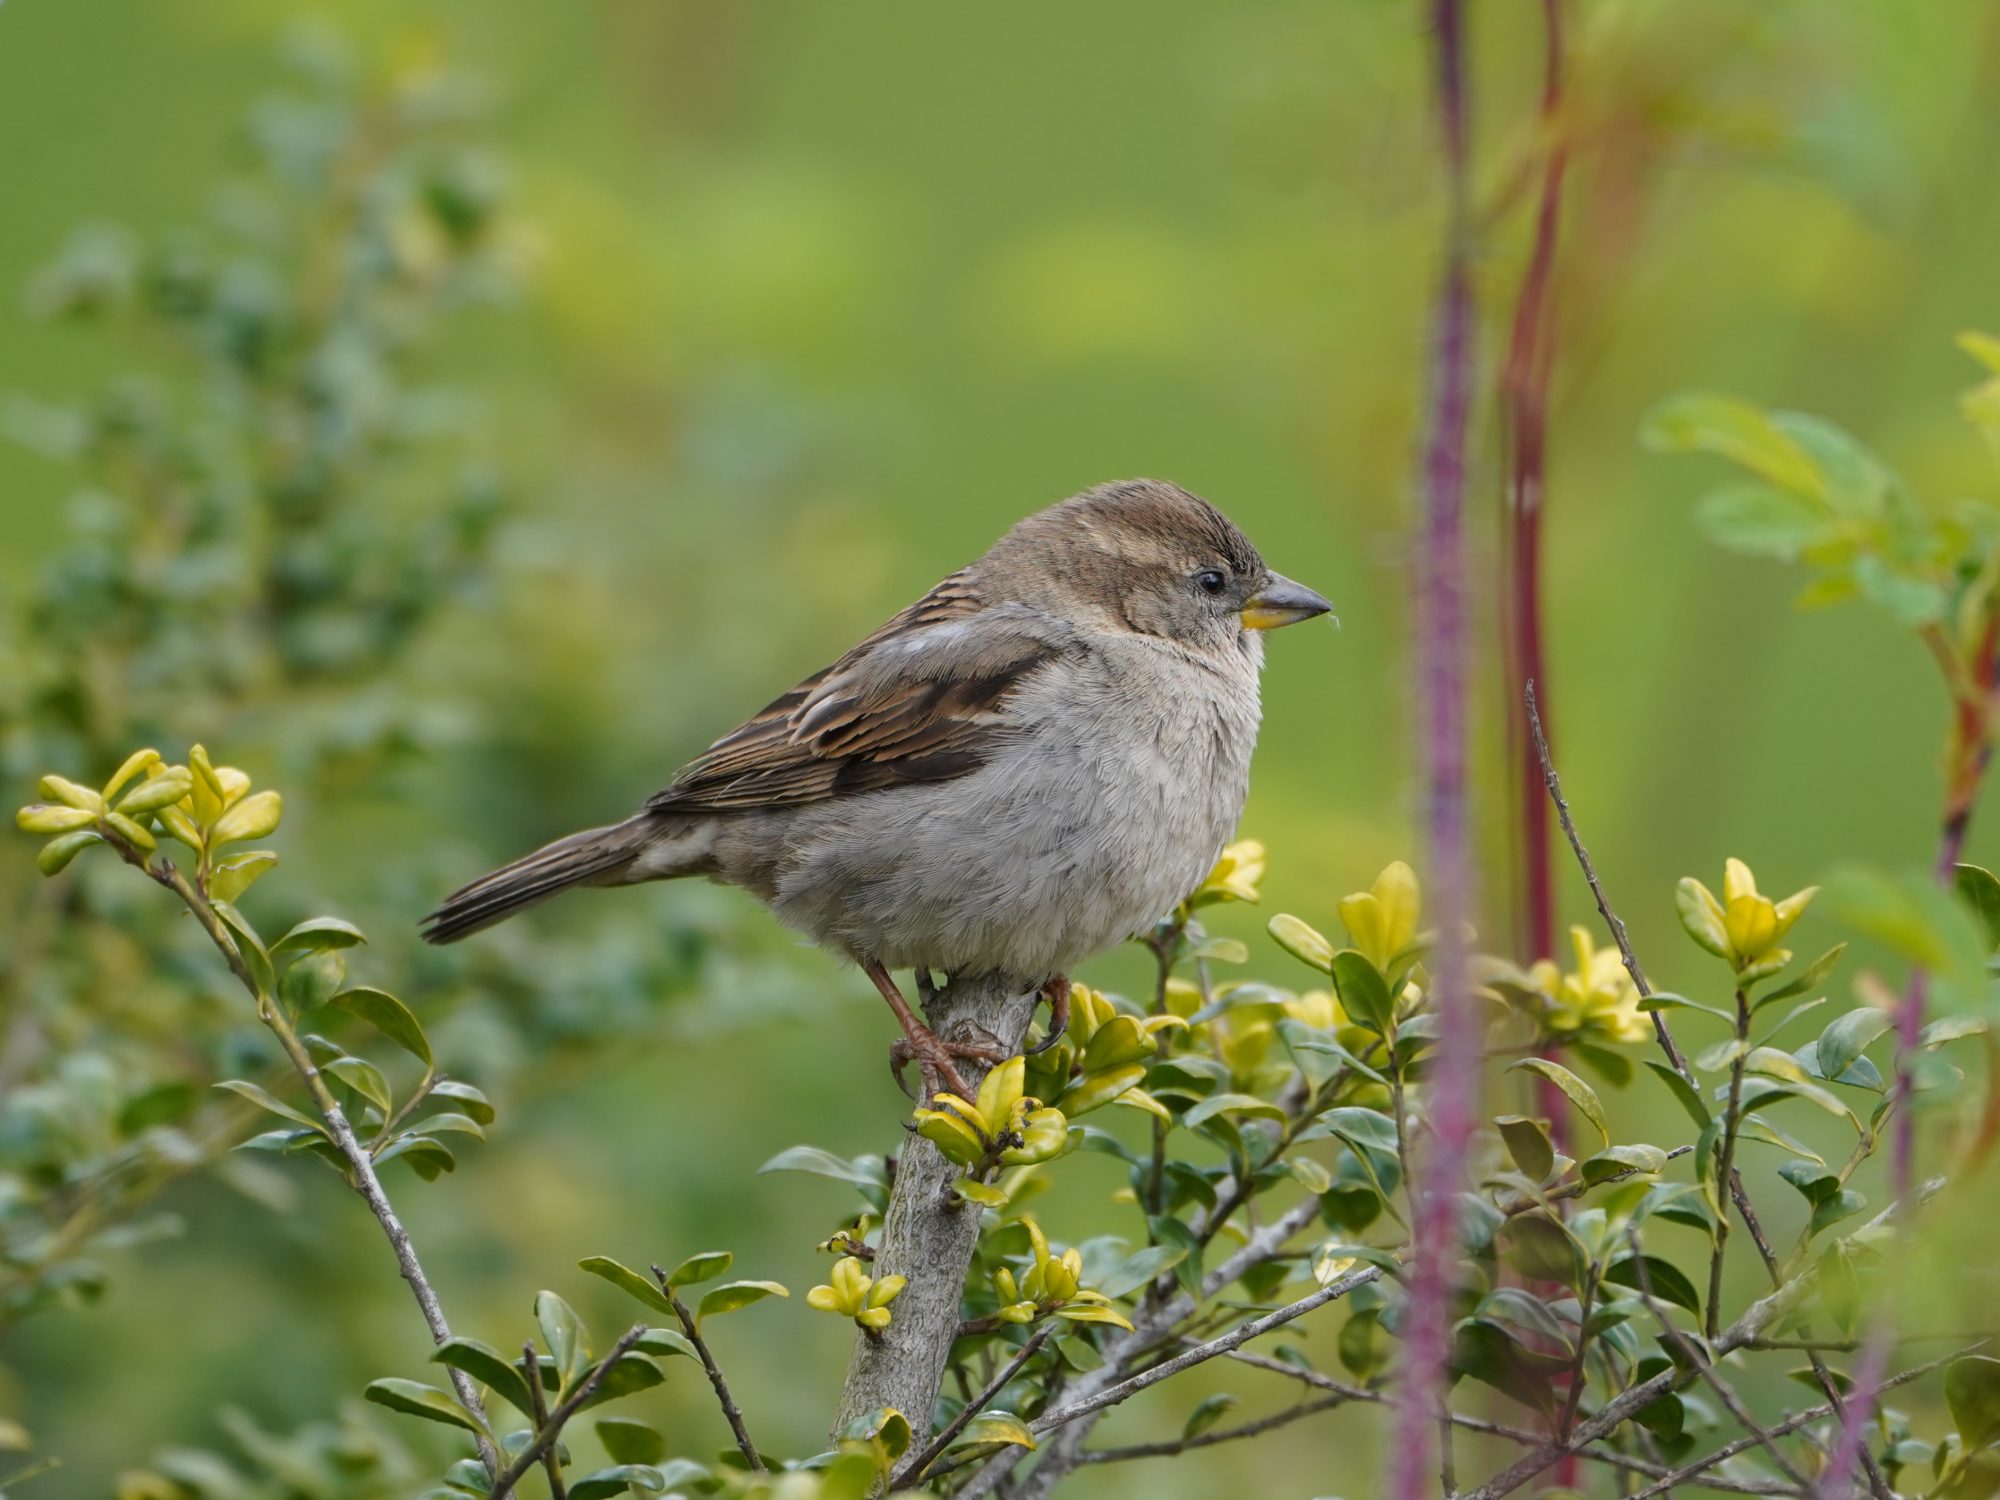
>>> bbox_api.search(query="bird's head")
[988,478,1333,655]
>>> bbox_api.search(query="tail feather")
[423,817,654,944]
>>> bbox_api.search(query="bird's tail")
[422,816,658,944]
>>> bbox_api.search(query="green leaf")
[207,850,278,904]
[1638,992,1732,1022]
[1183,1092,1288,1130]
[1094,1246,1187,1300]
[328,987,432,1067]
[1319,1106,1401,1154]
[579,1256,674,1316]
[1506,1059,1607,1143]
[1693,483,1829,560]
[1641,392,1827,498]
[1922,1015,1988,1049]
[1478,1287,1573,1351]
[1268,913,1335,974]
[595,1418,666,1466]
[271,916,367,967]
[951,1413,1036,1453]
[214,1079,325,1136]
[363,1379,488,1436]
[1500,1214,1583,1293]
[324,1056,392,1117]
[212,901,275,995]
[536,1290,589,1388]
[1494,1115,1554,1182]
[1182,1393,1238,1440]
[1605,1254,1702,1317]
[1330,951,1394,1032]
[377,1134,456,1181]
[664,1250,733,1288]
[1753,944,1847,1010]
[1582,1144,1669,1186]
[757,1146,886,1189]
[427,1079,494,1124]
[35,828,103,875]
[1956,864,2000,953]
[433,1337,537,1417]
[632,1328,697,1361]
[575,1353,665,1412]
[1946,1355,2000,1450]
[696,1280,788,1321]
[1644,1061,1712,1128]
[571,1466,666,1500]
[1825,865,1990,1012]
[1816,1009,1893,1083]
[279,951,347,1018]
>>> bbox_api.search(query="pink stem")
[1387,3,1481,1495]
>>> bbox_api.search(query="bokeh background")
[4,2,2000,1495]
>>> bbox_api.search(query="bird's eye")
[1193,568,1228,597]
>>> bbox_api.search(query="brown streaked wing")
[644,572,1071,814]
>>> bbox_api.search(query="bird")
[423,479,1332,1098]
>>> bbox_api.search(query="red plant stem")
[1497,9,1576,1481]
[1819,620,1999,1496]
[1502,0,1567,982]
[1388,3,1481,1496]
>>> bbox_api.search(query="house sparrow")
[424,479,1331,1096]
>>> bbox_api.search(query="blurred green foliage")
[7,4,2000,1498]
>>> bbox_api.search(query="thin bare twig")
[1524,681,1894,1500]
[523,1341,570,1500]
[893,1327,1053,1488]
[653,1264,764,1470]
[109,839,500,1481]
[488,1325,648,1499]
[1624,1228,1811,1490]
[1073,1392,1351,1466]
[1624,1344,1983,1500]
[1228,1350,1800,1497]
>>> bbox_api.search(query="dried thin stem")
[1524,681,1894,1500]
[894,1327,1053,1488]
[524,1340,570,1500]
[488,1325,648,1499]
[1625,1228,1812,1491]
[1073,1392,1351,1466]
[654,1266,764,1470]
[109,838,499,1481]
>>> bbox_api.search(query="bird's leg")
[1023,973,1071,1057]
[863,959,1005,1102]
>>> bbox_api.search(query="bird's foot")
[887,1025,1009,1103]
[1023,973,1071,1056]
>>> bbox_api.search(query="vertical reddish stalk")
[1387,2,1481,1495]
[1502,0,1567,978]
[1497,11,1577,1481]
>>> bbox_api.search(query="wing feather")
[645,574,1075,815]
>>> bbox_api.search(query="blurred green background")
[5,1,2000,1495]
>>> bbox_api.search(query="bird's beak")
[1241,574,1335,631]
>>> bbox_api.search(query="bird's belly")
[759,693,1254,978]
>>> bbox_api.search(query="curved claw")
[1023,974,1071,1057]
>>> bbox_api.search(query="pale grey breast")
[756,630,1262,976]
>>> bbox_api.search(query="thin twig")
[928,1268,1381,1485]
[1625,1228,1811,1490]
[114,840,500,1481]
[1228,1350,1800,1497]
[1624,1344,1983,1500]
[894,1327,1053,1487]
[1073,1392,1351,1466]
[523,1341,570,1500]
[1525,681,1894,1500]
[488,1325,648,1499]
[653,1264,764,1470]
